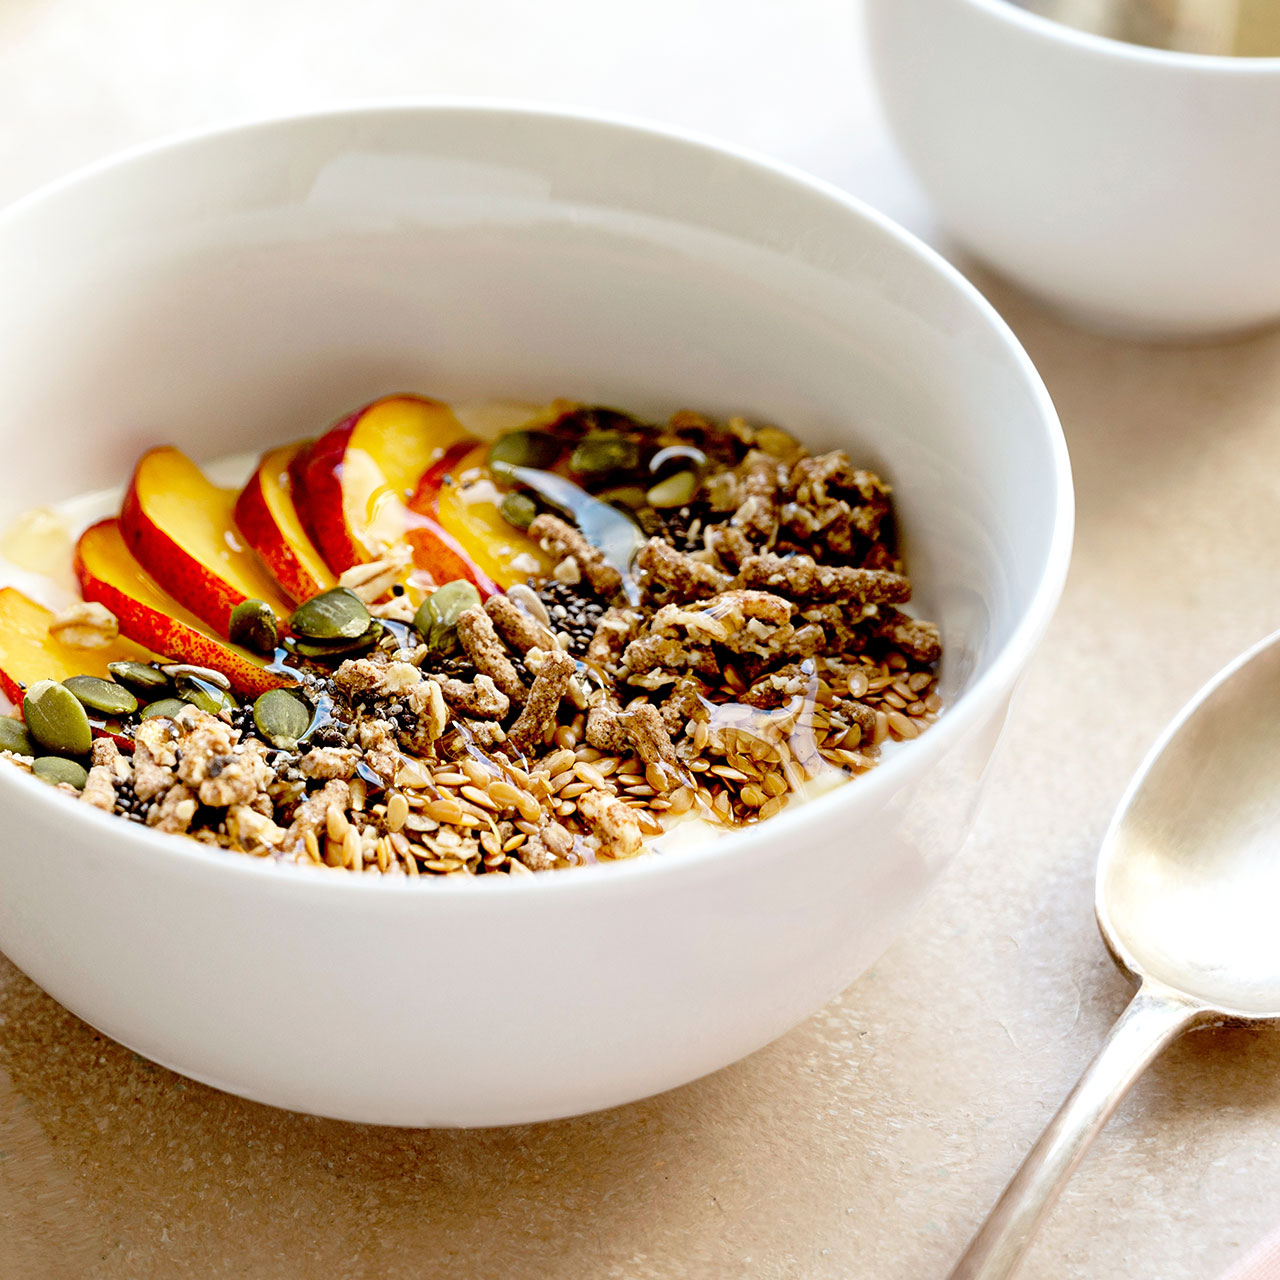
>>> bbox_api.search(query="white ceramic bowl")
[0,104,1071,1126]
[864,0,1280,338]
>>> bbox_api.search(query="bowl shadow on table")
[0,954,887,1279]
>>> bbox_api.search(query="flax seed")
[573,761,608,789]
[424,797,465,825]
[326,805,349,841]
[385,792,410,833]
[461,759,491,787]
[343,826,362,870]
[486,780,522,811]
[460,784,499,811]
[886,710,918,739]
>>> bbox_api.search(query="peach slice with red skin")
[420,444,555,589]
[76,520,290,696]
[121,447,295,636]
[0,586,158,706]
[293,395,474,573]
[233,442,336,603]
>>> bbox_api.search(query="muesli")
[0,397,942,875]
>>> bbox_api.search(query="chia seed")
[536,580,606,657]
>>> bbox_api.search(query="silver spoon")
[949,627,1280,1279]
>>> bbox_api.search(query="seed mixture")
[0,405,942,876]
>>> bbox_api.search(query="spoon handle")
[947,983,1206,1280]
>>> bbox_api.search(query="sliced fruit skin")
[120,447,294,635]
[233,442,336,603]
[75,520,289,696]
[428,445,555,588]
[294,414,358,571]
[293,395,473,572]
[0,587,157,706]
[405,510,501,598]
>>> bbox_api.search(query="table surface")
[3,2,1280,1276]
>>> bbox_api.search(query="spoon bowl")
[1100,629,1280,1019]
[952,627,1280,1278]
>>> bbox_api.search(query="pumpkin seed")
[229,599,278,654]
[569,433,640,477]
[107,661,170,695]
[414,580,481,652]
[646,470,699,508]
[488,430,562,475]
[0,716,35,757]
[139,698,189,721]
[23,680,92,756]
[754,426,801,459]
[63,675,138,718]
[287,626,382,660]
[32,756,88,789]
[290,587,371,641]
[500,492,538,531]
[253,688,311,749]
[596,485,650,510]
[177,677,238,716]
[161,663,232,690]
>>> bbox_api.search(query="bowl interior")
[0,105,1067,761]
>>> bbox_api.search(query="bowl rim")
[957,0,1280,70]
[0,98,1074,899]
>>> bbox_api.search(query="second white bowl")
[865,0,1280,339]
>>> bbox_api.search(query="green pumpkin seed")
[488,430,562,475]
[253,688,312,749]
[229,599,278,654]
[646,470,699,508]
[176,677,238,716]
[499,492,538,531]
[139,698,189,721]
[290,587,371,641]
[754,426,801,459]
[413,579,481,645]
[62,675,139,718]
[0,716,35,757]
[32,756,88,789]
[23,680,92,756]
[414,579,483,654]
[569,433,640,477]
[107,661,171,695]
[287,626,383,660]
[595,485,650,510]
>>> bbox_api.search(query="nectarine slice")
[76,520,289,696]
[294,395,473,572]
[233,443,336,603]
[120,447,294,635]
[430,445,555,588]
[0,587,157,706]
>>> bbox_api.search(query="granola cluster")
[30,408,941,876]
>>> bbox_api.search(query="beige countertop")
[4,3,1280,1277]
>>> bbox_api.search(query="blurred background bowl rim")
[0,98,1074,898]
[957,0,1280,70]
